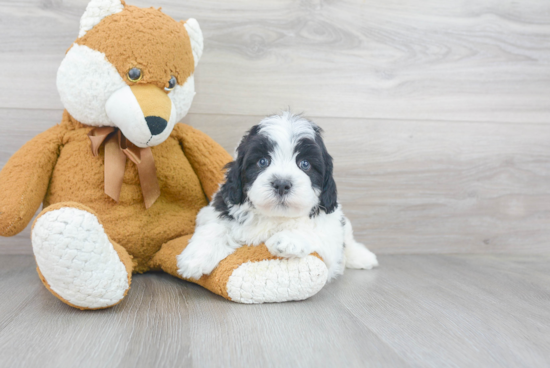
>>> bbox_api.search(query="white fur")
[343,219,379,269]
[57,44,197,147]
[79,0,124,38]
[258,112,316,145]
[59,3,200,149]
[179,203,376,282]
[105,85,178,148]
[248,113,319,218]
[265,229,314,258]
[169,75,196,124]
[178,114,378,289]
[177,207,241,279]
[184,19,204,67]
[32,207,129,309]
[57,43,126,128]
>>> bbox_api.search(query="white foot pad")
[345,243,379,270]
[32,207,129,309]
[226,255,328,304]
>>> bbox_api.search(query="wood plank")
[0,263,194,367]
[0,254,404,368]
[1,109,550,254]
[0,256,42,332]
[1,254,549,367]
[325,254,550,367]
[182,282,406,368]
[186,113,550,254]
[0,0,549,123]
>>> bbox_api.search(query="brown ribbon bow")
[88,127,160,209]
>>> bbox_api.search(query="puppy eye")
[165,76,177,91]
[127,68,143,82]
[258,158,270,168]
[299,160,311,171]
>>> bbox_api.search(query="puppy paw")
[177,238,234,280]
[266,230,313,258]
[345,242,379,269]
[177,252,213,280]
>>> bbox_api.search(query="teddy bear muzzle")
[105,84,177,148]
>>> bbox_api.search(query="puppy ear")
[317,132,338,214]
[214,124,260,212]
[319,157,338,214]
[219,159,244,206]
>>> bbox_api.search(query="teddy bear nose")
[145,116,168,136]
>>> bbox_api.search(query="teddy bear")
[0,0,329,309]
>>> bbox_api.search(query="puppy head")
[56,0,203,147]
[216,112,337,218]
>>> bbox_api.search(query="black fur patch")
[340,216,346,227]
[214,117,338,219]
[213,125,274,219]
[294,125,338,215]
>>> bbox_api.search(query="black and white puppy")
[178,112,378,281]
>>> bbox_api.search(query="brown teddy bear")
[0,0,328,309]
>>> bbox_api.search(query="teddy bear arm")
[174,123,233,201]
[0,125,64,237]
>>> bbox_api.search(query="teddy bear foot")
[151,239,329,304]
[32,205,131,310]
[226,255,328,304]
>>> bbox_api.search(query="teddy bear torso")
[44,114,208,272]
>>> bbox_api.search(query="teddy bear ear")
[78,0,125,38]
[183,18,204,67]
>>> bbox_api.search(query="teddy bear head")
[57,0,203,147]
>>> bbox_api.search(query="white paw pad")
[226,255,328,304]
[177,242,231,280]
[346,244,379,270]
[32,207,129,309]
[266,231,313,258]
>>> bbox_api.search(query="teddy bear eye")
[165,76,177,91]
[127,68,142,83]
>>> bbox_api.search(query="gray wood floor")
[1,1,549,367]
[0,254,549,368]
[2,0,550,123]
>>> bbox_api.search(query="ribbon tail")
[104,134,127,202]
[136,148,160,209]
[119,132,142,165]
[88,127,116,157]
[89,128,159,208]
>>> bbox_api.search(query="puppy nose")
[272,179,292,196]
[145,116,168,136]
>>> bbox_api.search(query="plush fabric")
[33,202,133,310]
[150,239,325,302]
[76,5,195,91]
[0,125,64,237]
[0,0,329,309]
[36,112,229,272]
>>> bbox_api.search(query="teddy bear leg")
[149,236,328,304]
[31,202,133,310]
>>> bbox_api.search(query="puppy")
[178,112,378,281]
